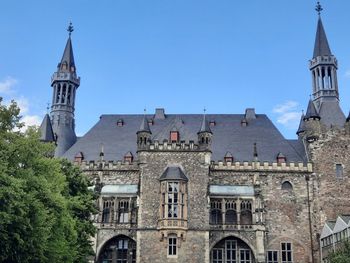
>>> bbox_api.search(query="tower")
[137,114,152,150]
[50,23,80,156]
[197,110,212,150]
[309,2,345,127]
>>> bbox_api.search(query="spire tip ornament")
[315,2,323,16]
[67,22,74,36]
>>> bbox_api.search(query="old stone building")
[39,4,350,263]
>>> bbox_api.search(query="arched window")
[210,200,222,225]
[225,200,237,225]
[98,236,136,263]
[240,200,252,225]
[281,181,293,191]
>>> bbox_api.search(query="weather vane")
[315,2,323,15]
[67,22,74,36]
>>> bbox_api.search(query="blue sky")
[0,0,350,138]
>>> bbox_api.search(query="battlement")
[211,161,312,172]
[139,140,205,152]
[76,160,140,171]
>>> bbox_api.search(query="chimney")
[155,108,165,119]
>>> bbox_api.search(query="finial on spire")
[203,107,206,115]
[46,102,50,114]
[67,22,74,36]
[315,2,323,16]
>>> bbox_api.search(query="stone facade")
[39,5,350,263]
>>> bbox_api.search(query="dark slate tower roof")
[137,115,151,134]
[313,17,332,58]
[160,166,188,181]
[198,113,212,134]
[304,100,320,120]
[296,114,305,135]
[63,113,306,162]
[58,30,75,72]
[39,114,55,142]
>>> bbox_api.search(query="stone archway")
[211,236,256,263]
[97,235,136,263]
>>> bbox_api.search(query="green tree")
[0,98,96,263]
[329,242,350,263]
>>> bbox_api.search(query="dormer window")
[148,118,154,125]
[74,152,84,163]
[117,119,124,127]
[209,120,216,127]
[224,152,234,163]
[241,118,248,127]
[170,131,179,143]
[276,152,287,163]
[124,152,134,163]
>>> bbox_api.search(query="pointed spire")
[58,22,76,72]
[296,113,306,135]
[304,100,320,120]
[198,109,212,134]
[138,113,151,134]
[39,114,55,142]
[313,3,332,58]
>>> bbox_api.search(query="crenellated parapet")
[76,160,140,171]
[210,161,312,172]
[139,140,203,152]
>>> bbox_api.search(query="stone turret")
[137,115,152,150]
[197,112,212,150]
[303,100,321,142]
[50,23,80,156]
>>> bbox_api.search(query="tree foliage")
[0,98,96,263]
[329,242,350,263]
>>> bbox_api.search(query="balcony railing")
[158,219,188,230]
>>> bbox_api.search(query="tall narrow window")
[240,200,252,225]
[281,242,293,263]
[336,164,343,179]
[118,200,129,223]
[168,182,179,218]
[210,199,222,225]
[267,251,278,263]
[102,199,114,223]
[225,200,237,225]
[168,236,177,256]
[225,240,236,263]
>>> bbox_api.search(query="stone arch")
[210,233,258,262]
[96,234,136,263]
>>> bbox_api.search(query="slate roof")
[58,36,75,70]
[39,114,55,142]
[313,17,332,58]
[304,100,320,120]
[160,166,188,181]
[296,114,305,135]
[318,100,346,127]
[198,114,212,134]
[63,113,306,163]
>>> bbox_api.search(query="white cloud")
[273,101,301,129]
[16,97,30,114]
[0,76,43,132]
[21,115,42,132]
[273,101,298,114]
[0,77,17,94]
